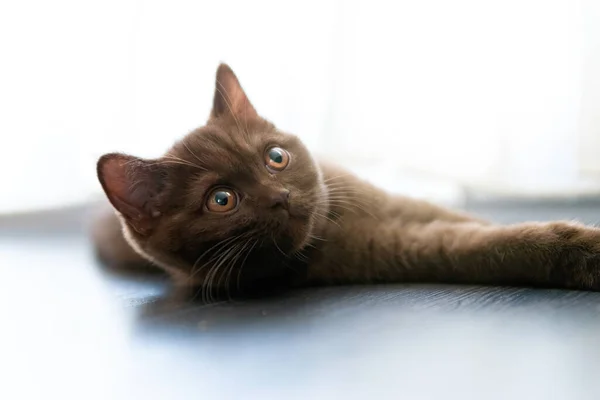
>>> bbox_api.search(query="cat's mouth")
[275,197,303,220]
[283,206,313,230]
[283,206,301,220]
[264,209,313,251]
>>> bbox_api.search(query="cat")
[93,63,600,300]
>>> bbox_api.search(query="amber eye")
[265,147,290,171]
[206,188,238,213]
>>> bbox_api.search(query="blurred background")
[2,0,600,212]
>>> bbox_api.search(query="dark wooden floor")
[2,201,600,399]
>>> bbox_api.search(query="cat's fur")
[94,64,600,299]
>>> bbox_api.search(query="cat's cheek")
[289,216,315,252]
[121,225,190,280]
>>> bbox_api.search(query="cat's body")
[94,64,600,299]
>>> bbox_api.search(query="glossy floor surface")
[2,202,600,400]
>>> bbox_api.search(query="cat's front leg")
[308,219,600,291]
[402,220,600,291]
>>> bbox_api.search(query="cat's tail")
[90,204,154,270]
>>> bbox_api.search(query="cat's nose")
[268,189,290,210]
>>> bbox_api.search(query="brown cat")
[94,63,600,300]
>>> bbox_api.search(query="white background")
[2,0,600,212]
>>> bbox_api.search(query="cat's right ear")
[97,153,167,236]
[210,63,259,121]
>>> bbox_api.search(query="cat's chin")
[281,192,329,254]
[286,213,320,254]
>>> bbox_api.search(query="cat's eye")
[265,147,290,172]
[206,188,238,213]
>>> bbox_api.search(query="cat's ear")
[210,63,258,121]
[97,153,167,236]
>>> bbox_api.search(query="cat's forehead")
[169,122,299,181]
[177,121,294,161]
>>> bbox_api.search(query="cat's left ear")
[97,153,168,236]
[210,63,258,121]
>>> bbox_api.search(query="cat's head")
[97,64,327,285]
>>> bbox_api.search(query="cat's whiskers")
[292,249,310,263]
[294,253,308,263]
[324,180,366,189]
[188,234,243,284]
[325,188,374,207]
[221,235,262,299]
[206,243,233,300]
[326,188,367,197]
[163,153,207,171]
[237,239,259,292]
[205,232,252,265]
[189,230,259,303]
[144,160,201,170]
[207,240,244,303]
[328,209,342,219]
[302,182,357,196]
[313,211,341,229]
[315,186,380,221]
[222,239,249,300]
[272,236,289,259]
[322,173,355,183]
[308,233,327,242]
[326,196,372,208]
[326,199,379,221]
[181,141,210,171]
[324,181,361,189]
[314,198,358,211]
[204,232,257,302]
[303,241,317,249]
[190,235,249,303]
[224,237,256,300]
[326,187,372,200]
